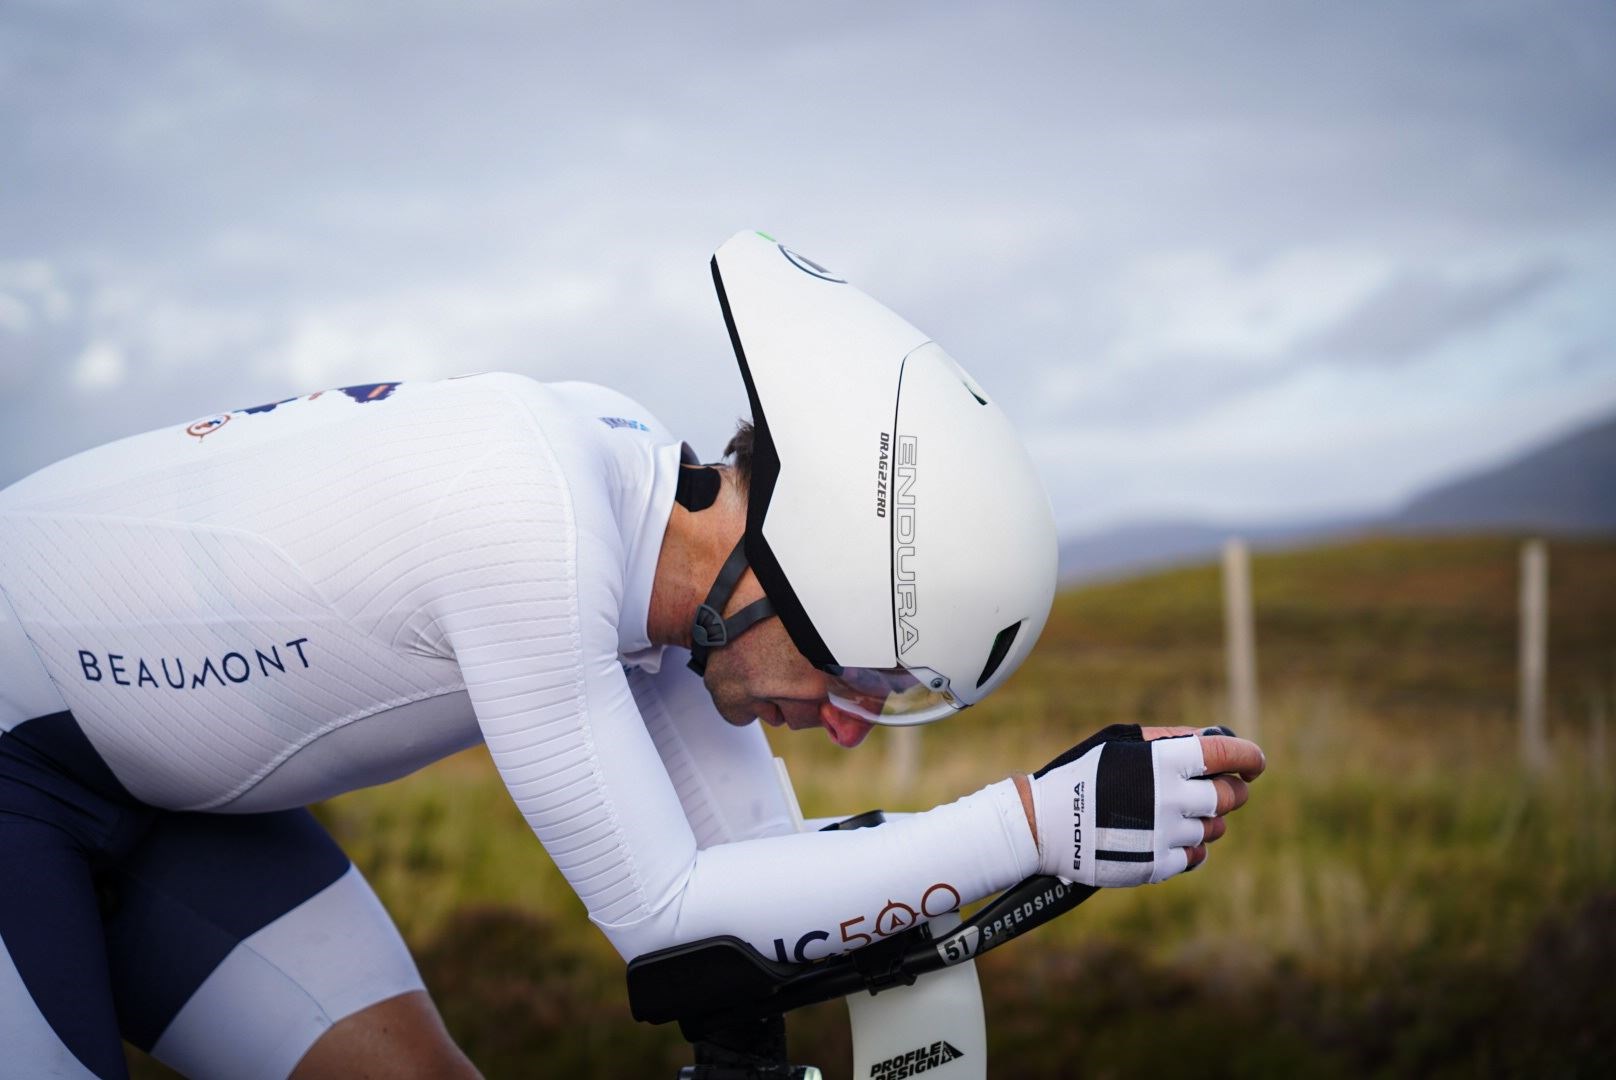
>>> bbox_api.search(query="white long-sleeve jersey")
[0,374,1038,962]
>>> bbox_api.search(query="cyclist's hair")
[723,419,755,491]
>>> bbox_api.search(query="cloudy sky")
[2,1,1613,534]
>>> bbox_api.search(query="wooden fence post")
[1519,539,1549,772]
[1222,538,1259,739]
[1591,686,1608,787]
[886,725,920,792]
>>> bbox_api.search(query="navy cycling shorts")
[0,710,423,1079]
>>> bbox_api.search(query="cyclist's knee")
[291,990,479,1079]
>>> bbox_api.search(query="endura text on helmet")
[895,435,919,655]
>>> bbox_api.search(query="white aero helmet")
[688,230,1057,726]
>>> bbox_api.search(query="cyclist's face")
[702,607,874,749]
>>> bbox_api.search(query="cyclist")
[0,232,1264,1078]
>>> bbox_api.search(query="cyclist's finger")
[1165,816,1204,849]
[1211,775,1250,816]
[1202,816,1228,844]
[1184,843,1208,870]
[1154,845,1190,881]
[1199,735,1266,781]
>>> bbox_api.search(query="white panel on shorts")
[151,865,424,1080]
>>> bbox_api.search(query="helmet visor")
[825,665,961,726]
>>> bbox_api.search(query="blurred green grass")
[128,534,1616,1077]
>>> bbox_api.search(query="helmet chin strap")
[687,536,776,676]
[676,449,776,675]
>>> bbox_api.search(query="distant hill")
[1391,413,1616,533]
[1060,411,1616,583]
[1057,517,1352,584]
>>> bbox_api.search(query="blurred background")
[3,2,1613,1076]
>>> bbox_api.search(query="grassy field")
[127,534,1616,1078]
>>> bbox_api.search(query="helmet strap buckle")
[686,537,777,676]
[691,604,728,648]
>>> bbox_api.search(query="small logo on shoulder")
[186,415,231,440]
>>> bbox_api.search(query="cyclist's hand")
[1029,724,1264,886]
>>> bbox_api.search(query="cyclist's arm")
[552,640,1038,963]
[450,580,1037,964]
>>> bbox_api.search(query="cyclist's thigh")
[104,808,425,1080]
[0,818,125,1079]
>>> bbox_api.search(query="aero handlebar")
[628,861,1095,1041]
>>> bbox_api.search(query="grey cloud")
[1304,263,1564,363]
[1033,354,1284,430]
